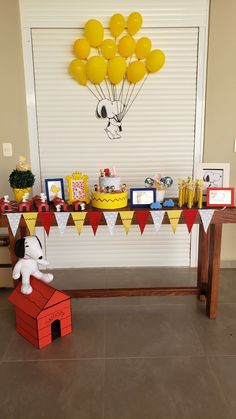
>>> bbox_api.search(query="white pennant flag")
[7,213,22,237]
[199,209,215,233]
[55,212,70,236]
[103,212,118,235]
[151,211,165,232]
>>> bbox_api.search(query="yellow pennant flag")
[23,212,38,236]
[71,212,87,235]
[119,211,134,234]
[167,210,182,234]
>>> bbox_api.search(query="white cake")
[99,176,121,191]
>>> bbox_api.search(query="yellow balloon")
[110,13,126,38]
[146,49,165,73]
[84,19,104,47]
[135,37,152,60]
[127,12,143,35]
[127,61,146,83]
[69,59,87,85]
[108,56,127,85]
[101,39,116,60]
[118,35,136,58]
[86,56,107,84]
[73,38,90,59]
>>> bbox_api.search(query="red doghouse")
[9,277,72,349]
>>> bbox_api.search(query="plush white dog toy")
[12,236,54,295]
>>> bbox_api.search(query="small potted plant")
[9,156,35,202]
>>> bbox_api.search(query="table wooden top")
[0,201,236,227]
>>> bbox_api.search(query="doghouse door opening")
[51,319,61,341]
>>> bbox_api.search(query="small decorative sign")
[206,188,234,208]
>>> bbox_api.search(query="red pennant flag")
[87,212,102,236]
[38,212,54,236]
[135,210,150,234]
[183,209,198,233]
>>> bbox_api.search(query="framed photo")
[130,188,156,208]
[45,178,65,202]
[196,163,230,194]
[206,188,234,208]
[66,172,90,204]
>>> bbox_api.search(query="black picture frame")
[45,178,65,202]
[130,188,156,208]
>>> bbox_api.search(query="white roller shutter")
[31,26,197,268]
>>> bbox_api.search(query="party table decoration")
[18,193,32,212]
[0,196,12,212]
[178,178,203,209]
[9,157,35,203]
[66,172,90,205]
[69,12,165,140]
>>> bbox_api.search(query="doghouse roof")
[9,277,70,319]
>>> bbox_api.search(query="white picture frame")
[196,163,230,194]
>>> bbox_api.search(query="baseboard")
[221,260,236,268]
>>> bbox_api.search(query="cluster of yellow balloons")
[69,12,165,87]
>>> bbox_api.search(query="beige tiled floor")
[0,268,236,419]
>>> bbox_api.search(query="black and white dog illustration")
[13,236,53,295]
[96,99,125,140]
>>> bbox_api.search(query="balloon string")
[94,84,103,99]
[105,78,112,101]
[98,84,106,99]
[124,82,131,109]
[125,83,136,111]
[121,73,149,120]
[86,85,100,101]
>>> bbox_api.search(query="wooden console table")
[1,204,236,319]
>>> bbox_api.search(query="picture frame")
[45,178,65,202]
[206,188,234,208]
[130,188,156,208]
[66,172,90,204]
[196,163,230,195]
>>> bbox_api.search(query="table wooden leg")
[197,224,210,301]
[206,223,222,319]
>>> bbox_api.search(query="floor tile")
[208,356,236,417]
[0,309,15,360]
[104,357,231,419]
[0,288,12,310]
[191,304,236,355]
[105,304,204,357]
[4,305,105,361]
[0,360,104,419]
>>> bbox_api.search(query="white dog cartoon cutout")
[13,236,53,295]
[96,99,125,140]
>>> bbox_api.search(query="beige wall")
[0,0,235,263]
[204,0,236,261]
[0,0,29,197]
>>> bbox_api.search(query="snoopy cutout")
[12,236,54,295]
[96,99,125,140]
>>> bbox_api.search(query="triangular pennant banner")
[103,212,118,235]
[71,212,87,235]
[199,209,215,233]
[38,212,54,236]
[87,212,102,236]
[151,211,165,232]
[55,212,70,236]
[6,213,22,237]
[167,210,182,234]
[23,212,38,236]
[183,209,198,233]
[135,210,150,234]
[119,211,134,234]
